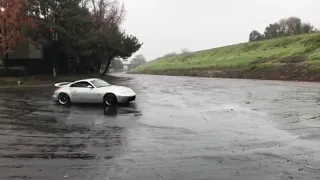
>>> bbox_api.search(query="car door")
[86,88,103,103]
[83,84,101,103]
[69,82,92,102]
[70,81,101,103]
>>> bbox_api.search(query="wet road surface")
[0,74,320,180]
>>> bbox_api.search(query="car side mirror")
[87,85,93,89]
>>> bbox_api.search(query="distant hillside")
[130,33,320,81]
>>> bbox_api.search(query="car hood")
[99,85,134,94]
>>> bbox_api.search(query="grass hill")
[131,33,320,81]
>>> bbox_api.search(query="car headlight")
[120,90,135,96]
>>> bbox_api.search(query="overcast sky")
[119,0,320,61]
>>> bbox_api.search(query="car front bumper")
[117,95,136,103]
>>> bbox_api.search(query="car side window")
[70,82,91,88]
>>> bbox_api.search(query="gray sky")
[119,0,320,61]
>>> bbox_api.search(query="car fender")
[54,82,71,88]
[55,88,73,101]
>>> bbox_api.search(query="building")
[122,61,132,71]
[5,42,68,75]
[8,42,43,59]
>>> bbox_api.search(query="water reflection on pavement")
[0,74,320,180]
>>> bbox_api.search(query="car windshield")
[90,79,111,88]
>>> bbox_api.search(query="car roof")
[74,78,101,83]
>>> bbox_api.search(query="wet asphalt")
[0,73,320,180]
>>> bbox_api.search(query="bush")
[302,35,320,53]
[310,49,320,60]
[0,66,28,77]
[241,43,260,52]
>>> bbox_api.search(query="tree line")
[162,48,192,58]
[0,0,142,75]
[249,16,318,42]
[110,54,147,71]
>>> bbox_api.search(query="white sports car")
[52,78,136,106]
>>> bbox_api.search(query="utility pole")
[4,19,8,69]
[0,7,8,68]
[51,0,58,78]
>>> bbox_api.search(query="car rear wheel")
[58,93,70,105]
[104,93,117,106]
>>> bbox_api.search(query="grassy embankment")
[131,33,320,81]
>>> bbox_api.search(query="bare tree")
[181,48,192,54]
[89,0,125,30]
[249,30,264,42]
[163,52,177,58]
[285,16,302,35]
[131,54,146,69]
[85,0,128,74]
[301,22,315,33]
[80,0,90,8]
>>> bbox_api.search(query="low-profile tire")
[103,93,117,106]
[58,93,70,105]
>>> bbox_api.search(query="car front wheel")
[104,93,117,106]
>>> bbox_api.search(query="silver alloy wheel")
[58,93,70,105]
[104,93,117,106]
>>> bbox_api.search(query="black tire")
[58,93,70,105]
[103,93,117,106]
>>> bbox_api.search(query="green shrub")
[241,43,260,52]
[0,66,28,77]
[273,38,296,47]
[309,49,320,60]
[302,35,320,53]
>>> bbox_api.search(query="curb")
[0,84,54,89]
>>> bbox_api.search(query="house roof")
[122,61,131,65]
